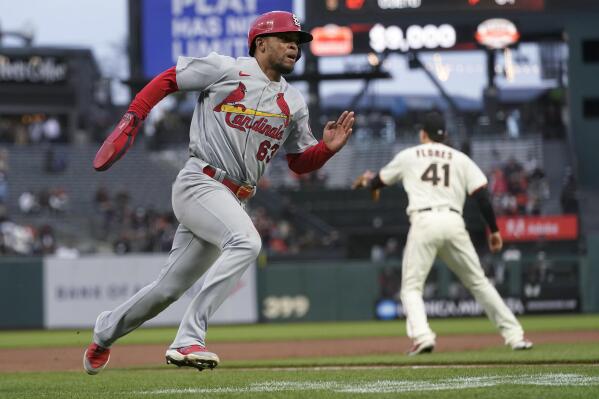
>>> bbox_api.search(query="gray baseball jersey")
[176,52,317,184]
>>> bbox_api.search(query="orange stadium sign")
[310,25,353,56]
[497,215,578,242]
[475,18,520,49]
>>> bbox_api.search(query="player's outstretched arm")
[322,111,355,152]
[286,111,355,174]
[93,66,179,171]
[471,186,503,253]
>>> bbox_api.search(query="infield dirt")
[1,330,597,372]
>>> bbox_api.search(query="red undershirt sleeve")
[286,141,336,174]
[127,66,179,119]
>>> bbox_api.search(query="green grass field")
[1,315,598,398]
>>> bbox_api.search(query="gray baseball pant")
[93,165,261,348]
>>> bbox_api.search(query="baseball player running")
[352,112,532,355]
[83,11,355,375]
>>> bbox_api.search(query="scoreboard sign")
[140,0,292,78]
[368,23,458,52]
[319,0,545,14]
[304,0,599,56]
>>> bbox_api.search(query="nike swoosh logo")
[239,71,250,76]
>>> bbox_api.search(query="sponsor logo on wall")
[43,255,257,328]
[497,215,578,242]
[375,296,578,319]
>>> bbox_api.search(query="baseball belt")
[417,207,461,214]
[202,166,255,201]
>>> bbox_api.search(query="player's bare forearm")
[323,111,355,152]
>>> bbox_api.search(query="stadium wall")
[0,253,594,329]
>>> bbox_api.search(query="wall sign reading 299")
[369,24,457,52]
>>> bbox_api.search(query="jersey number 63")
[256,140,280,163]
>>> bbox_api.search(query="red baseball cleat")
[83,343,111,375]
[165,345,220,371]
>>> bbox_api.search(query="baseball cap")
[419,112,447,142]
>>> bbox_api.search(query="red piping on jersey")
[286,141,335,174]
[127,66,179,119]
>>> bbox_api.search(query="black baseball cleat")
[407,340,436,356]
[165,345,220,371]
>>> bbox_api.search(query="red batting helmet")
[247,11,313,57]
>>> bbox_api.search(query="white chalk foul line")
[136,373,599,395]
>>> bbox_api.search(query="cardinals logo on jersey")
[214,83,290,140]
[214,82,246,112]
[276,93,290,127]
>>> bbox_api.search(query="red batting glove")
[93,112,141,171]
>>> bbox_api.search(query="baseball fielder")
[83,11,355,374]
[353,112,532,355]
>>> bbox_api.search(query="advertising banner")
[43,255,257,329]
[141,0,292,78]
[497,215,578,242]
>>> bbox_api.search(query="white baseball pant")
[400,209,524,346]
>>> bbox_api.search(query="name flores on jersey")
[416,148,453,160]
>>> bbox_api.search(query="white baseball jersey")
[379,142,487,214]
[176,52,317,185]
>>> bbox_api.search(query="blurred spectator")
[0,219,36,255]
[526,168,550,215]
[560,169,579,214]
[0,148,9,172]
[488,156,548,216]
[19,190,40,214]
[113,233,132,254]
[0,171,7,204]
[38,188,50,212]
[44,146,68,173]
[370,244,385,263]
[489,167,508,212]
[14,124,28,145]
[94,186,114,238]
[28,119,44,143]
[36,224,57,254]
[43,117,62,142]
[48,188,69,213]
[506,109,521,138]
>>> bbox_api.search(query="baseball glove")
[352,171,380,202]
[93,112,141,171]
